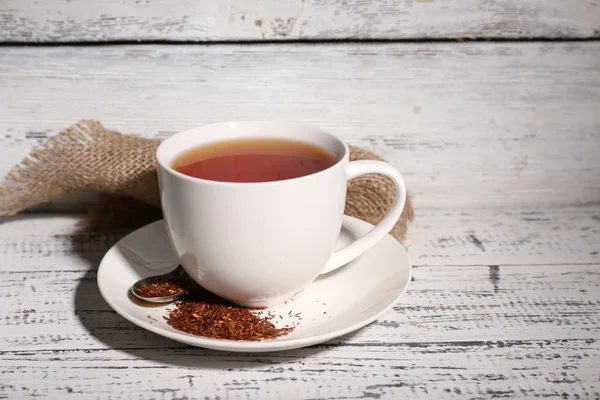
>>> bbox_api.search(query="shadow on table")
[67,196,353,367]
[74,268,340,367]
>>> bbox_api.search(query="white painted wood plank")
[2,264,599,350]
[1,43,599,209]
[407,207,600,266]
[1,0,599,41]
[2,207,598,270]
[1,339,599,399]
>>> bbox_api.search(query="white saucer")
[97,216,412,352]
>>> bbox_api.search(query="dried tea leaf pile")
[166,299,295,341]
[141,273,297,341]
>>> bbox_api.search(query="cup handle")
[321,160,407,274]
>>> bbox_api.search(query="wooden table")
[1,1,599,398]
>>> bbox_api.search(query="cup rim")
[156,120,350,187]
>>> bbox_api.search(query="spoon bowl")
[131,265,188,303]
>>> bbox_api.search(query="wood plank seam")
[1,338,598,354]
[2,37,600,46]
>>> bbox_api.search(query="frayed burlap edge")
[0,120,161,216]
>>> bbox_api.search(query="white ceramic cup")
[156,121,407,307]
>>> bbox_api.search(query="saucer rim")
[97,217,412,352]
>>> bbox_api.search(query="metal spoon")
[131,265,188,303]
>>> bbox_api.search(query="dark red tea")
[172,137,337,183]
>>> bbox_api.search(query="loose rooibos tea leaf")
[164,284,297,341]
[136,280,187,298]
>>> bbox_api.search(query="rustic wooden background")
[2,0,600,41]
[1,1,599,399]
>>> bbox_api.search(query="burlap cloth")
[0,120,414,242]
